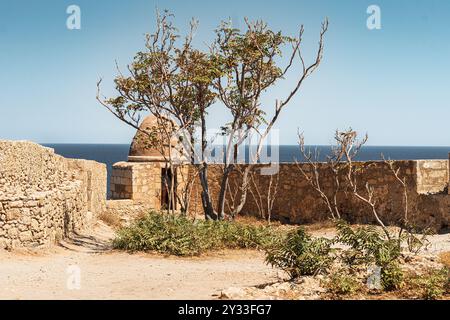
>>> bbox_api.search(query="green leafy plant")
[412,268,449,300]
[325,272,362,296]
[335,220,401,267]
[335,220,404,291]
[264,228,333,278]
[113,211,281,256]
[380,262,404,291]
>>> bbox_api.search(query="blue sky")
[0,0,449,146]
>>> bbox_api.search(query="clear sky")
[0,0,449,146]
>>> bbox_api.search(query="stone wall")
[68,158,107,214]
[0,141,107,249]
[110,162,162,208]
[106,200,153,225]
[110,161,189,211]
[186,160,449,231]
[108,155,449,231]
[416,160,448,194]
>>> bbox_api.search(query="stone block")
[7,228,19,238]
[9,200,23,208]
[31,219,39,231]
[25,200,39,208]
[5,208,21,221]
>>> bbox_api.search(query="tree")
[212,18,328,219]
[297,131,344,220]
[98,10,328,221]
[248,167,280,222]
[97,10,220,219]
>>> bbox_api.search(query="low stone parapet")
[106,200,153,226]
[0,141,107,249]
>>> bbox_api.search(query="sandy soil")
[1,221,448,300]
[0,222,279,300]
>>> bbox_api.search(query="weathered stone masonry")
[107,116,449,231]
[187,160,449,230]
[110,152,449,231]
[0,141,106,249]
[1,137,448,250]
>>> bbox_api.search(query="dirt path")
[0,222,279,300]
[1,222,448,300]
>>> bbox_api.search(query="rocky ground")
[0,222,280,300]
[220,253,449,300]
[0,221,448,300]
[220,226,450,300]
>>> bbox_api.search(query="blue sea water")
[44,144,449,194]
[44,144,130,193]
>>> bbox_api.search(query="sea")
[44,144,450,194]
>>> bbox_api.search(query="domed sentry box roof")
[128,115,184,163]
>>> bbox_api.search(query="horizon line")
[40,142,450,148]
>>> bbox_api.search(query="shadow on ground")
[58,221,115,253]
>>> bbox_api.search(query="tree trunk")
[230,166,251,218]
[170,167,176,214]
[217,165,234,220]
[197,109,217,220]
[198,164,217,220]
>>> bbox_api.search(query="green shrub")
[381,262,404,291]
[335,220,401,268]
[264,228,333,278]
[413,268,449,300]
[335,220,406,292]
[325,273,361,296]
[113,212,281,256]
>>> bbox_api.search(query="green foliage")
[264,228,334,278]
[335,220,401,267]
[113,212,280,256]
[381,262,404,291]
[260,220,444,299]
[325,272,362,296]
[412,268,449,300]
[212,19,299,130]
[335,220,404,291]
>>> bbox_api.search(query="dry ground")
[0,222,279,300]
[0,221,448,300]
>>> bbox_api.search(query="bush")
[113,212,280,256]
[335,220,401,268]
[381,262,404,291]
[413,268,449,300]
[325,272,362,296]
[264,228,334,278]
[335,220,406,291]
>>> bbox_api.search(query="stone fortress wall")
[110,156,449,231]
[189,160,449,230]
[0,138,448,250]
[0,141,106,249]
[108,116,449,230]
[106,161,164,224]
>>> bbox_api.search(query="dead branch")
[296,131,341,220]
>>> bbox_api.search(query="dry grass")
[98,211,122,229]
[439,251,450,267]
